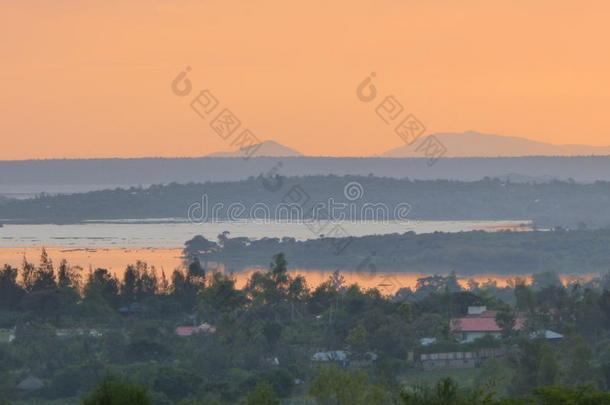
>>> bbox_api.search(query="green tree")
[20,256,36,292]
[57,259,81,289]
[246,381,279,405]
[531,384,610,404]
[173,263,205,311]
[510,277,535,314]
[0,264,24,310]
[531,272,562,290]
[82,376,152,405]
[32,248,56,292]
[152,366,201,402]
[511,339,557,395]
[84,268,120,308]
[401,378,498,405]
[184,235,218,255]
[121,264,139,303]
[562,335,594,385]
[346,324,369,354]
[270,253,287,283]
[495,309,517,339]
[310,366,376,405]
[199,272,246,320]
[537,352,560,387]
[188,258,206,279]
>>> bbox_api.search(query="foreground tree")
[401,378,497,405]
[495,309,516,340]
[82,376,151,405]
[529,385,610,404]
[310,365,392,405]
[0,264,24,310]
[246,381,280,405]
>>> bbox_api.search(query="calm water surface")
[0,220,540,294]
[0,219,530,248]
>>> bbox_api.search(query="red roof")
[451,317,524,332]
[175,323,217,337]
[175,326,201,336]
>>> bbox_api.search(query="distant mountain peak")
[207,140,303,158]
[381,131,610,158]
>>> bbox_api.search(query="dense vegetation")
[80,374,610,404]
[4,176,610,228]
[187,228,610,275]
[0,250,609,403]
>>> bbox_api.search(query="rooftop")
[451,316,525,332]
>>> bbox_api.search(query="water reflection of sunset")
[0,247,186,278]
[0,247,594,295]
[228,269,593,295]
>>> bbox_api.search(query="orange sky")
[1,0,609,159]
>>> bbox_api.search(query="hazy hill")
[3,176,610,229]
[207,140,302,157]
[383,131,610,157]
[6,155,610,198]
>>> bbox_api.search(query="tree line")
[5,176,610,228]
[0,250,609,403]
[187,228,610,275]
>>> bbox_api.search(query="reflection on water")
[0,247,186,276]
[0,247,591,296]
[225,268,592,295]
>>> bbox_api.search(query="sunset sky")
[1,0,609,159]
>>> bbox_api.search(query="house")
[420,351,477,371]
[420,337,437,346]
[451,306,564,343]
[311,350,377,366]
[175,322,216,336]
[531,330,564,340]
[420,348,509,371]
[450,306,525,343]
[311,350,348,362]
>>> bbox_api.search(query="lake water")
[0,219,530,248]
[0,219,538,293]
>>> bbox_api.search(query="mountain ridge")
[383,131,610,157]
[207,140,302,157]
